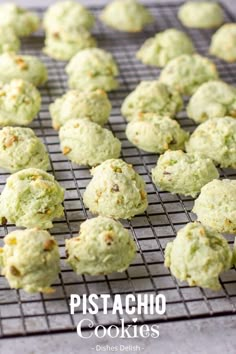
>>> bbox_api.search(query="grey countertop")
[1,1,236,353]
[1,315,236,354]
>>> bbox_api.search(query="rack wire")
[0,1,236,338]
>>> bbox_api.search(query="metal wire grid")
[0,1,236,338]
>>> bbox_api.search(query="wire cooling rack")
[0,1,236,339]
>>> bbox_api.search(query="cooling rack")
[0,1,236,339]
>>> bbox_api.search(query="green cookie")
[66,48,119,92]
[43,0,94,32]
[159,54,219,95]
[193,179,236,234]
[0,228,60,293]
[50,89,111,130]
[165,222,232,290]
[185,117,236,168]
[210,24,236,62]
[43,29,97,61]
[0,127,49,173]
[83,159,148,219]
[126,113,189,153]
[178,2,223,29]
[137,29,195,67]
[100,0,153,32]
[59,118,121,166]
[0,168,64,229]
[66,216,136,275]
[187,81,236,123]
[121,81,183,121]
[0,53,48,87]
[0,79,41,126]
[0,3,39,36]
[152,150,219,197]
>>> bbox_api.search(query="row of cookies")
[0,3,149,293]
[0,1,234,65]
[41,1,236,65]
[137,24,236,67]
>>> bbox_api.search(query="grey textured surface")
[0,1,236,354]
[1,316,236,354]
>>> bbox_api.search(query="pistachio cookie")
[121,81,183,121]
[66,48,119,91]
[0,79,41,126]
[100,0,153,32]
[0,168,64,229]
[159,54,219,95]
[126,113,189,153]
[152,150,219,197]
[0,3,39,36]
[0,127,49,173]
[185,117,236,168]
[210,24,236,62]
[178,2,223,29]
[193,179,236,234]
[43,0,94,32]
[0,53,48,87]
[66,216,136,275]
[83,159,148,219]
[50,89,111,130]
[0,228,60,293]
[43,29,97,61]
[187,81,236,123]
[59,118,121,166]
[165,222,232,290]
[137,29,195,67]
[0,26,20,54]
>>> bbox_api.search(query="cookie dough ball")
[66,48,119,91]
[0,3,39,37]
[152,150,219,198]
[100,0,153,32]
[0,26,20,54]
[66,216,136,275]
[210,24,236,62]
[126,113,189,153]
[50,89,111,130]
[0,228,60,293]
[0,127,50,173]
[193,179,236,234]
[137,29,195,67]
[0,168,64,229]
[159,54,219,96]
[83,159,148,219]
[186,117,236,168]
[43,29,97,61]
[0,79,41,126]
[0,53,48,87]
[121,81,183,122]
[59,118,121,166]
[43,0,94,32]
[165,222,232,290]
[178,2,223,29]
[187,81,236,124]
